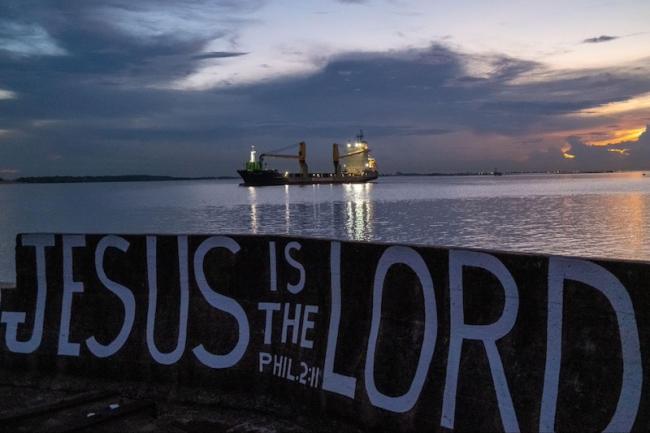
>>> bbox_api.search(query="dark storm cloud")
[246,47,650,138]
[583,35,618,44]
[1,1,650,176]
[0,1,263,64]
[0,0,263,120]
[192,51,248,60]
[0,0,266,85]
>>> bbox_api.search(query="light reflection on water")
[1,172,650,282]
[345,183,373,241]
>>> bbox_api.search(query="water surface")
[1,172,649,282]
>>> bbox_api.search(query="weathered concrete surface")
[1,234,649,432]
[0,370,360,432]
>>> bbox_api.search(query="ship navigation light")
[250,145,257,163]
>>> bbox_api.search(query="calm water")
[1,172,649,282]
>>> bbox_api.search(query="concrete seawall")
[0,233,648,432]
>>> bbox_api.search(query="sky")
[1,0,650,177]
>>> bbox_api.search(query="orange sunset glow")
[578,93,650,117]
[586,127,647,147]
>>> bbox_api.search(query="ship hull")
[237,169,378,186]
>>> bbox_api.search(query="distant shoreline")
[0,169,638,185]
[384,169,619,177]
[0,175,239,184]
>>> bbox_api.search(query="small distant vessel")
[493,168,503,176]
[238,131,378,186]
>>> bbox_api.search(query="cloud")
[0,1,264,89]
[576,92,650,117]
[0,89,16,100]
[582,35,618,44]
[192,51,248,60]
[0,20,67,57]
[91,1,263,43]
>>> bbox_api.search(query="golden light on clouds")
[561,143,575,159]
[586,126,646,146]
[577,92,650,117]
[607,148,630,156]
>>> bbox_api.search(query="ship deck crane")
[259,141,308,177]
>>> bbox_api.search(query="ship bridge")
[340,131,376,176]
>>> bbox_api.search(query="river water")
[1,172,649,282]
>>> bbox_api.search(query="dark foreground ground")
[0,370,362,432]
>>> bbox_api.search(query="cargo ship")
[237,131,378,186]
